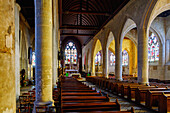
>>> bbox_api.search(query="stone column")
[165,40,170,64]
[86,53,89,73]
[137,28,149,84]
[91,57,95,76]
[103,48,109,78]
[0,1,16,113]
[115,38,123,81]
[129,42,136,75]
[34,0,53,109]
[52,0,59,88]
[15,3,21,100]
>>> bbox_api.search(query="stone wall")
[0,0,16,113]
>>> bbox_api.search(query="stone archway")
[91,39,102,76]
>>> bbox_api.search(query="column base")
[91,72,95,76]
[33,101,53,113]
[116,78,123,81]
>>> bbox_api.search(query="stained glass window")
[148,33,159,62]
[110,52,115,66]
[95,51,101,65]
[65,42,77,64]
[32,52,35,66]
[122,50,128,66]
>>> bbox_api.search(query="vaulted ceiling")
[16,0,130,46]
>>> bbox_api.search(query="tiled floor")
[84,82,157,113]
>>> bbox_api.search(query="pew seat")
[62,101,120,112]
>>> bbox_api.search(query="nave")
[0,0,170,113]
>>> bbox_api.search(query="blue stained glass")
[65,42,77,64]
[148,33,159,62]
[95,51,101,65]
[32,52,35,66]
[122,50,128,66]
[110,52,115,66]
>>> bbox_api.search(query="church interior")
[0,0,170,113]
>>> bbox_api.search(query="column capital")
[15,3,21,11]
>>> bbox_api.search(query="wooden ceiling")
[16,0,130,46]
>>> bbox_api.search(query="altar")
[70,73,81,78]
[65,69,78,73]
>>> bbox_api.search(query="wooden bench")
[61,100,120,113]
[105,79,116,91]
[145,90,170,108]
[127,85,155,101]
[135,87,169,104]
[59,77,124,113]
[62,91,102,96]
[61,95,110,103]
[120,83,139,98]
[158,93,170,113]
[115,82,133,95]
[110,82,122,94]
[61,87,92,90]
[61,89,96,93]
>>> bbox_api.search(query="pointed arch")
[91,39,102,76]
[120,18,137,45]
[148,1,170,29]
[106,31,115,48]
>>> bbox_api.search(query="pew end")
[116,99,121,111]
[130,107,135,113]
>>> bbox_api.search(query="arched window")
[122,50,128,66]
[148,33,159,62]
[32,52,35,66]
[65,42,77,64]
[95,51,101,65]
[110,52,115,66]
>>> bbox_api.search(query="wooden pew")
[158,93,170,113]
[61,95,110,103]
[127,85,155,101]
[62,91,102,96]
[135,87,169,104]
[61,99,120,113]
[145,90,170,108]
[110,82,123,94]
[61,89,96,93]
[61,87,92,90]
[105,79,116,91]
[59,77,123,113]
[120,83,139,98]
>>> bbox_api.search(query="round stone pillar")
[137,28,149,84]
[15,3,21,100]
[34,0,53,109]
[103,48,109,78]
[115,38,123,81]
[91,56,96,76]
[52,0,59,88]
